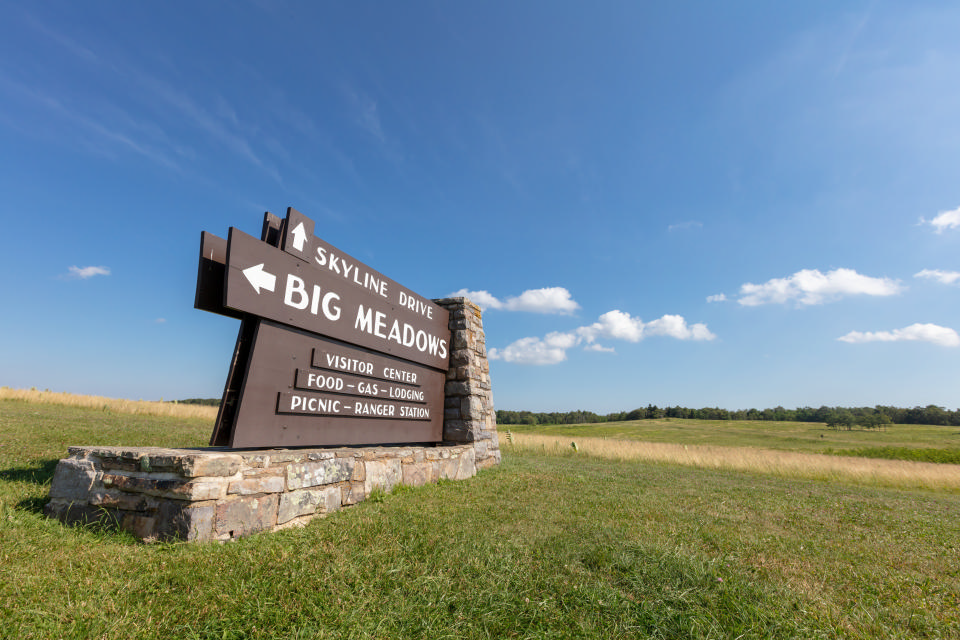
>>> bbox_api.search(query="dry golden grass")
[508,432,960,492]
[0,386,218,421]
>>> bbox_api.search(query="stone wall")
[44,444,476,542]
[434,297,501,469]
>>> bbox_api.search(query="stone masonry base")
[44,443,476,542]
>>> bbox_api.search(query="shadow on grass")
[0,459,59,486]
[17,495,49,515]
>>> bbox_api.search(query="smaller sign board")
[227,319,445,448]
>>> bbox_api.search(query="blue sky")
[1,1,958,412]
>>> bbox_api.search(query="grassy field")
[503,416,960,454]
[1,397,959,638]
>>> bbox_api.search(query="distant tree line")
[496,404,960,427]
[175,398,221,406]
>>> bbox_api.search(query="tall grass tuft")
[508,433,960,493]
[0,386,218,421]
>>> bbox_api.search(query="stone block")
[241,454,270,469]
[101,473,227,501]
[445,380,472,396]
[443,420,472,442]
[215,494,279,538]
[438,458,459,480]
[277,486,341,524]
[364,459,402,494]
[341,482,366,505]
[166,453,243,478]
[454,450,477,480]
[461,395,485,419]
[121,513,158,540]
[287,458,354,490]
[263,452,303,465]
[478,450,502,469]
[48,458,99,501]
[159,502,216,541]
[402,461,432,487]
[99,458,141,473]
[351,461,365,482]
[228,474,285,495]
[89,489,157,512]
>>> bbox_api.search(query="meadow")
[0,390,958,638]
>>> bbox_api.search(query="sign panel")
[194,231,242,320]
[197,208,451,448]
[228,320,445,448]
[224,226,450,371]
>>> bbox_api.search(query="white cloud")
[646,315,717,341]
[492,309,715,365]
[578,310,716,344]
[707,293,727,303]
[449,287,580,314]
[737,268,902,306]
[921,206,960,234]
[578,310,645,342]
[915,269,960,285]
[67,265,110,279]
[838,323,960,347]
[489,331,578,365]
[449,289,502,310]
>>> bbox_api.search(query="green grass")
[2,399,959,638]
[506,417,960,459]
[826,446,960,465]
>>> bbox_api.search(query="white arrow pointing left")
[243,263,277,294]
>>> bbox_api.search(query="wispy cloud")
[449,287,580,315]
[915,269,960,285]
[667,221,703,232]
[0,73,183,170]
[707,293,727,303]
[23,9,99,64]
[345,88,385,142]
[737,268,902,306]
[584,343,616,353]
[137,76,280,181]
[9,13,282,182]
[66,265,110,279]
[920,206,960,234]
[489,310,715,365]
[838,323,960,347]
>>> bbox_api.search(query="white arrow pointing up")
[243,263,277,294]
[291,222,308,252]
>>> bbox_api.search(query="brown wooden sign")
[196,208,450,448]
